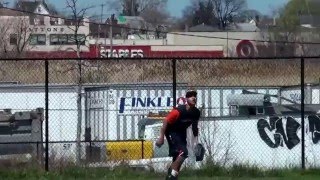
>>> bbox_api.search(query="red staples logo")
[100,47,144,58]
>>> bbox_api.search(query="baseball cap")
[186,90,197,98]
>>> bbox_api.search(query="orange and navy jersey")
[165,105,200,136]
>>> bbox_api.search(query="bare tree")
[262,5,320,58]
[198,119,236,166]
[66,0,91,58]
[65,0,92,165]
[194,104,236,166]
[267,0,320,57]
[139,2,170,27]
[109,0,167,16]
[0,14,32,58]
[0,19,12,57]
[236,9,263,23]
[211,0,246,29]
[178,0,246,30]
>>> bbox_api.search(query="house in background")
[90,15,157,40]
[15,0,63,25]
[187,23,220,32]
[186,18,260,33]
[16,0,51,15]
[299,15,320,28]
[228,20,260,32]
[117,15,157,40]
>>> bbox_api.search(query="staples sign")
[100,46,146,58]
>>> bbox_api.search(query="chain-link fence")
[0,57,319,172]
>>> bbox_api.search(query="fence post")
[45,60,49,171]
[141,140,144,159]
[172,59,177,107]
[301,57,305,170]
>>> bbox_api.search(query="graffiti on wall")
[257,115,320,149]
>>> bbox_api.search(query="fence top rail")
[0,83,283,89]
[0,56,315,61]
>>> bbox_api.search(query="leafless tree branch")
[109,0,167,16]
[65,0,92,165]
[210,0,246,29]
[0,16,32,58]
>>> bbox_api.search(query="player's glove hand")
[155,138,164,148]
[194,143,205,162]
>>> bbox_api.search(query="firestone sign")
[29,27,65,33]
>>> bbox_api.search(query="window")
[65,19,84,26]
[29,35,37,45]
[50,17,64,25]
[67,34,75,45]
[10,34,17,45]
[32,16,44,25]
[50,17,58,25]
[34,18,40,25]
[38,34,46,45]
[29,34,46,45]
[50,34,59,45]
[50,34,86,45]
[58,18,64,25]
[59,34,68,44]
[76,34,86,45]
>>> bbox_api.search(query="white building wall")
[90,31,266,57]
[167,31,265,56]
[0,15,90,53]
[89,38,168,46]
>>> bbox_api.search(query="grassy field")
[1,165,320,180]
[1,59,320,86]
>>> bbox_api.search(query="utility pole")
[100,4,104,23]
[109,14,113,57]
[97,3,105,45]
[101,3,104,45]
[131,0,135,16]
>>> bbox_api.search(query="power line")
[1,6,320,45]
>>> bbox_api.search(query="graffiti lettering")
[308,115,320,144]
[257,117,300,149]
[258,115,320,149]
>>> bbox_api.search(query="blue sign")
[119,97,173,113]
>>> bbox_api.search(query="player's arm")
[156,108,180,147]
[192,110,201,144]
[192,120,199,144]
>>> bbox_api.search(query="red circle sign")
[236,40,254,57]
[177,97,186,105]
